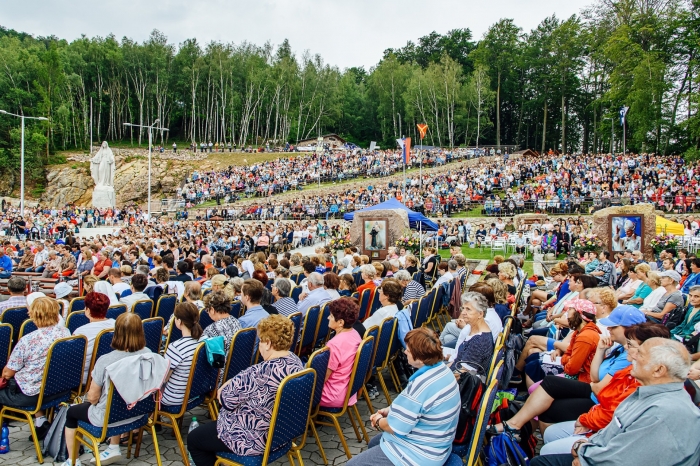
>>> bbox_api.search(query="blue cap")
[599,305,646,327]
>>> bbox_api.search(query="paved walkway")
[4,385,395,465]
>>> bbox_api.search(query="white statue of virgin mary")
[90,141,115,187]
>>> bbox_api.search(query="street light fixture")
[0,110,49,213]
[123,119,169,220]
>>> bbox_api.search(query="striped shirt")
[380,362,460,466]
[161,336,200,406]
[273,297,298,317]
[402,281,425,301]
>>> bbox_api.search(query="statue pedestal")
[92,186,116,209]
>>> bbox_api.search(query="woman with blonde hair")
[639,271,666,312]
[622,263,653,308]
[211,275,236,300]
[82,274,100,294]
[187,314,304,466]
[1,297,70,439]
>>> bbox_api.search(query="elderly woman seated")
[62,313,153,466]
[187,315,304,466]
[393,270,425,304]
[447,292,495,376]
[1,297,71,440]
[347,328,461,466]
[363,278,403,329]
[320,297,363,408]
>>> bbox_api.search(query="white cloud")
[4,0,592,69]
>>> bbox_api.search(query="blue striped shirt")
[380,361,460,466]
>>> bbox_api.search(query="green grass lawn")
[437,243,566,277]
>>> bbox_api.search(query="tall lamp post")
[123,119,169,219]
[0,110,49,213]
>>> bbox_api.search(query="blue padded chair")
[296,306,320,356]
[68,296,86,314]
[288,312,302,351]
[230,301,243,319]
[214,368,316,466]
[223,327,258,383]
[487,334,505,385]
[164,320,182,353]
[0,323,12,372]
[106,304,127,320]
[358,289,372,321]
[74,380,162,466]
[316,336,375,459]
[120,289,132,299]
[200,308,215,329]
[361,325,379,414]
[157,343,219,466]
[452,378,498,460]
[369,290,382,317]
[155,294,177,323]
[0,335,87,463]
[207,327,258,419]
[352,272,363,287]
[67,311,90,334]
[291,273,304,285]
[83,329,114,394]
[313,303,331,348]
[265,280,273,291]
[290,286,303,303]
[305,347,330,465]
[18,319,38,340]
[132,299,154,321]
[0,306,28,345]
[374,318,398,403]
[142,317,164,354]
[145,285,164,302]
[445,453,465,466]
[414,289,436,328]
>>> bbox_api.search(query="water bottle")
[0,422,9,454]
[187,417,199,465]
[188,417,199,433]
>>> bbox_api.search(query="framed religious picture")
[363,218,389,260]
[609,214,644,253]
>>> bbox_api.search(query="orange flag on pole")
[417,124,428,140]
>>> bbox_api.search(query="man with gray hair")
[271,278,298,317]
[297,272,331,317]
[531,338,700,466]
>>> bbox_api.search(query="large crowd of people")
[1,149,700,466]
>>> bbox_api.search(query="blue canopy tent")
[343,198,439,231]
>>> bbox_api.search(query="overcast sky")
[4,0,593,69]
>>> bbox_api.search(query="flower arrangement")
[328,237,353,250]
[572,234,603,253]
[650,234,679,254]
[395,230,420,250]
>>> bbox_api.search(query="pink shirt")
[320,329,362,408]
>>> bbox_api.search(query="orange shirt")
[579,365,639,433]
[561,321,601,383]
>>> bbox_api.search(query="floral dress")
[217,354,304,454]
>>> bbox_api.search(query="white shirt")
[433,271,454,289]
[363,304,399,330]
[112,282,130,295]
[74,319,116,384]
[640,287,667,311]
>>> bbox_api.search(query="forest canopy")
[0,0,699,190]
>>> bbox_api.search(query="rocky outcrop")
[41,149,189,207]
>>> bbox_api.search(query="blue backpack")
[485,432,529,466]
